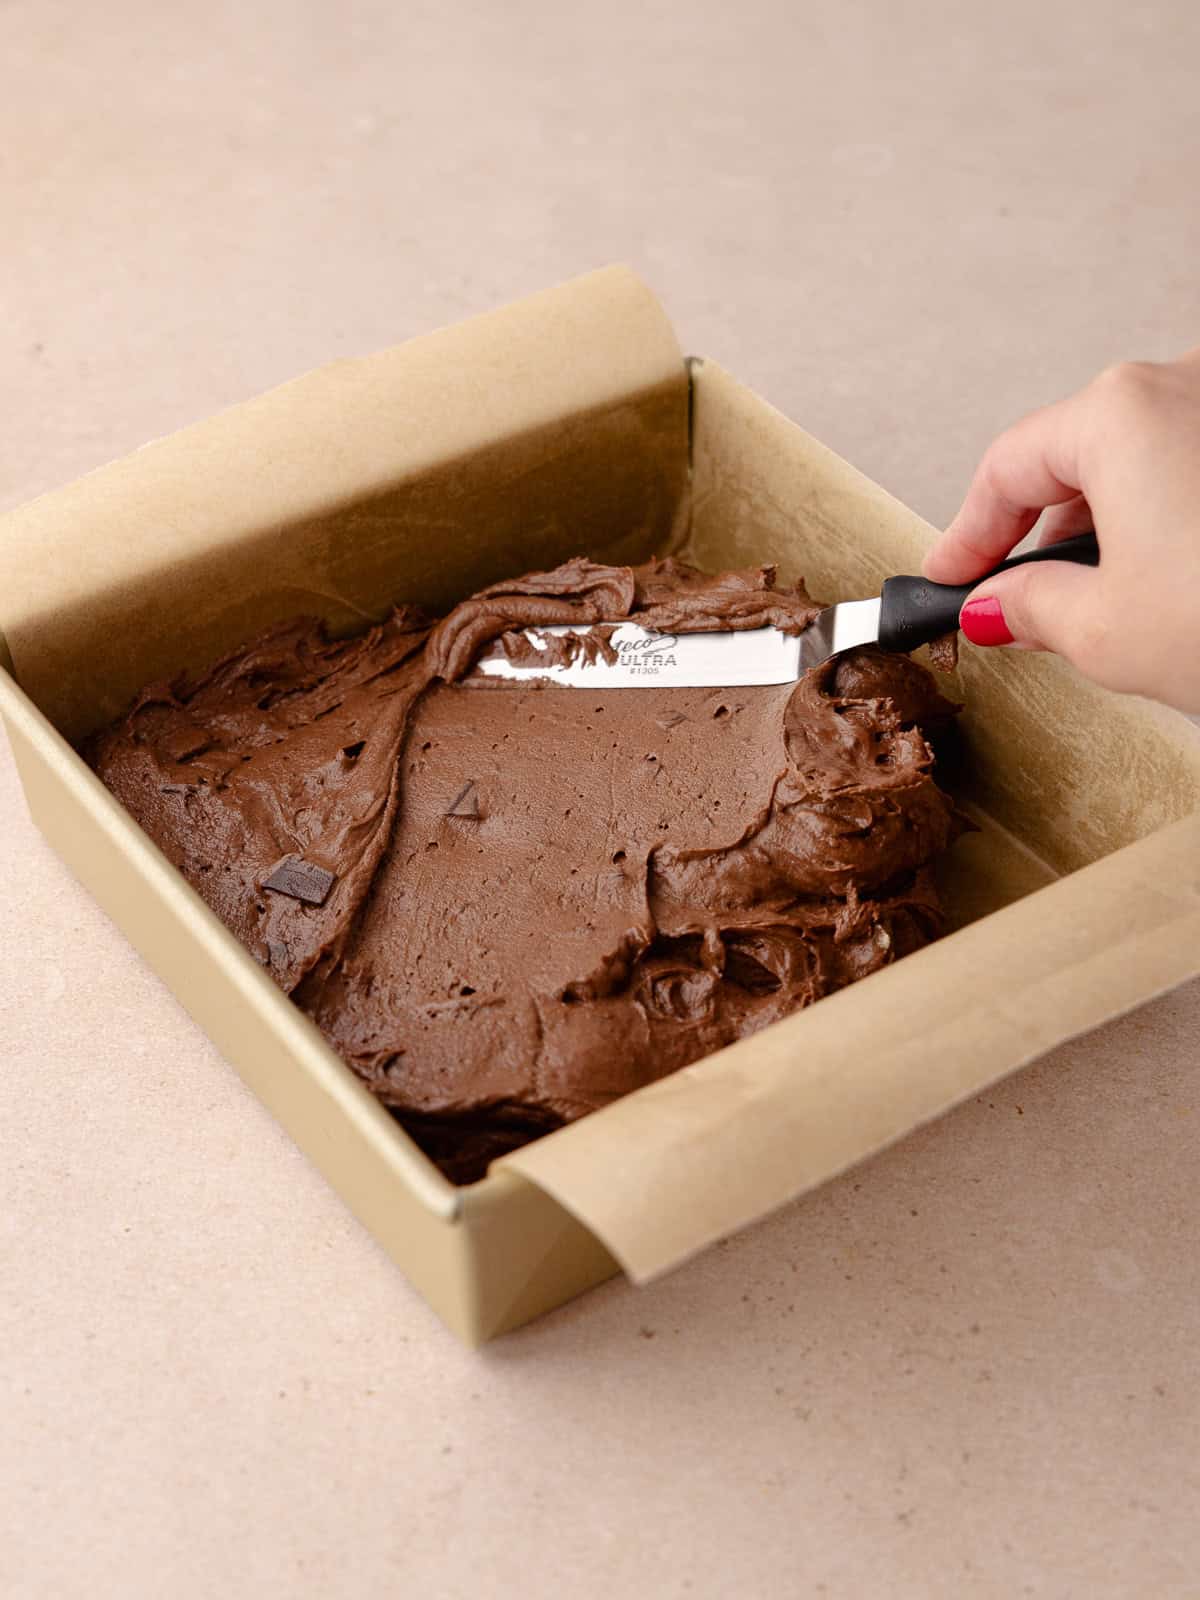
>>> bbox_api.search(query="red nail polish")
[960,595,1014,647]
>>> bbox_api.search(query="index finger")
[922,391,1087,583]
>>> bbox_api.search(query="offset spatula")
[475,532,1100,689]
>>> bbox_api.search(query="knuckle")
[1007,569,1043,631]
[1086,362,1163,461]
[1063,608,1113,679]
[977,443,1018,508]
[1093,359,1160,410]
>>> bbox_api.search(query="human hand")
[922,351,1200,713]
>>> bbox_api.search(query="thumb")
[959,559,1102,663]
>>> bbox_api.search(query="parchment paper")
[2,267,1197,1292]
[0,266,688,740]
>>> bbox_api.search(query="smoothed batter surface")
[86,558,964,1181]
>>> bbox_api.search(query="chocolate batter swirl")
[86,558,964,1182]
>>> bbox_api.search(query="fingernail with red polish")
[960,595,1014,647]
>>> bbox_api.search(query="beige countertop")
[3,2,1198,1595]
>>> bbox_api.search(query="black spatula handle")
[877,532,1100,654]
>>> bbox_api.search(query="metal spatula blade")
[472,533,1099,690]
[475,601,881,688]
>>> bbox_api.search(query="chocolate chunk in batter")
[264,858,337,906]
[446,781,483,819]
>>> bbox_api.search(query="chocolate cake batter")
[86,558,963,1182]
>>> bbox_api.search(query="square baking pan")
[3,267,1198,1344]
